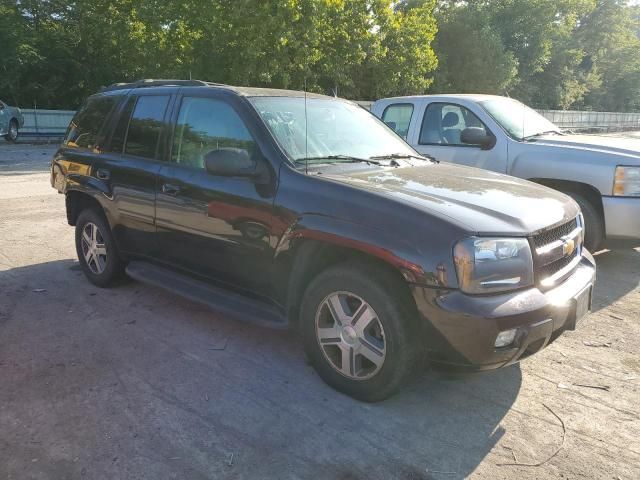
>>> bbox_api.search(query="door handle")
[96,168,110,180]
[162,183,181,196]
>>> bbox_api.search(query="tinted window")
[64,95,120,149]
[124,95,169,159]
[419,103,487,145]
[172,97,256,169]
[109,96,136,153]
[381,103,414,138]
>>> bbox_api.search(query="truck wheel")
[300,263,421,402]
[75,208,124,287]
[567,192,604,252]
[4,119,18,142]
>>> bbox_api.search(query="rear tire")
[4,119,18,142]
[300,263,422,402]
[75,208,124,287]
[566,192,604,252]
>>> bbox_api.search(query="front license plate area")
[567,286,592,330]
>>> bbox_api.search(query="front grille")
[532,218,577,249]
[536,249,578,280]
[533,217,581,286]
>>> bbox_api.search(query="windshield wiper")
[294,155,381,165]
[369,153,438,163]
[523,130,563,141]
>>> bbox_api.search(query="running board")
[126,261,289,329]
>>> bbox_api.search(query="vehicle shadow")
[591,247,640,311]
[0,259,520,479]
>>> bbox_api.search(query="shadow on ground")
[0,259,521,479]
[592,247,640,312]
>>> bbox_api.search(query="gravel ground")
[0,142,639,480]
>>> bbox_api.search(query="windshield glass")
[249,97,416,164]
[479,98,560,140]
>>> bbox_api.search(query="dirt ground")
[0,142,639,480]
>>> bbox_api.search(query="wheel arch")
[65,189,107,226]
[528,178,604,217]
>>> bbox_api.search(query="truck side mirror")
[460,127,496,150]
[204,148,269,183]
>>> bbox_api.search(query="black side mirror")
[460,127,496,150]
[204,148,268,182]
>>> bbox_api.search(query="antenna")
[304,77,309,175]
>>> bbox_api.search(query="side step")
[126,261,289,329]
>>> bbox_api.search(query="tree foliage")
[0,0,438,108]
[1,0,639,111]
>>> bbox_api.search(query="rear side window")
[122,95,170,159]
[109,96,136,153]
[381,103,414,138]
[64,95,120,149]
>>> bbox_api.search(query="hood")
[324,163,578,235]
[533,133,640,161]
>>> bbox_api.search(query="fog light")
[494,328,517,348]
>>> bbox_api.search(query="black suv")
[51,79,596,401]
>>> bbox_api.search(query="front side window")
[381,103,414,138]
[124,95,170,159]
[64,95,121,149]
[419,103,487,146]
[171,97,256,170]
[249,97,416,164]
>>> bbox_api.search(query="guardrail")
[15,105,640,139]
[20,109,75,138]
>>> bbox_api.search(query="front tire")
[75,208,124,287]
[566,192,604,252]
[4,119,18,142]
[301,263,422,402]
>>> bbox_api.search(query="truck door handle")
[162,183,181,196]
[96,168,110,180]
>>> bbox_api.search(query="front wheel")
[4,119,18,142]
[301,264,422,402]
[75,208,124,287]
[566,192,604,252]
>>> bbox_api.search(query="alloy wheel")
[81,222,107,274]
[315,291,386,380]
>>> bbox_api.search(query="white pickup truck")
[372,94,640,251]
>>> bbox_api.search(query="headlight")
[453,238,534,294]
[614,166,640,196]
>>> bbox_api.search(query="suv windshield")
[479,98,561,141]
[249,96,417,164]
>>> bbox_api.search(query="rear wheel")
[4,119,18,142]
[301,263,422,402]
[75,209,124,287]
[566,192,604,252]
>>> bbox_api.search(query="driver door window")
[172,97,257,169]
[419,103,487,146]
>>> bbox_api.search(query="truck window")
[64,95,121,150]
[171,97,256,170]
[419,103,487,146]
[381,103,414,138]
[123,95,170,159]
[108,96,136,154]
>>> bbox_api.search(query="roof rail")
[100,79,225,92]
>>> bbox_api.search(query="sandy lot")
[0,143,639,479]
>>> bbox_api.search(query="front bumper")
[410,252,596,370]
[603,196,640,240]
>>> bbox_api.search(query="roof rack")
[100,79,226,92]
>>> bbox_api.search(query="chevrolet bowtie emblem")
[562,238,576,256]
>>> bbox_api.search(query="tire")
[300,263,422,402]
[75,208,124,287]
[566,192,604,252]
[4,119,18,142]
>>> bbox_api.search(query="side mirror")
[460,127,495,150]
[204,148,268,182]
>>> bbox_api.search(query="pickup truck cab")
[372,94,640,251]
[0,99,24,142]
[51,80,595,401]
